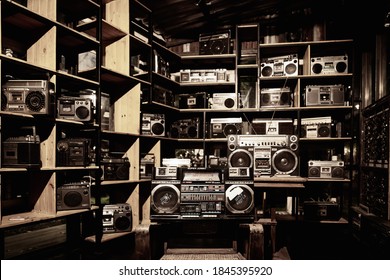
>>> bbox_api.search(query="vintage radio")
[252,118,294,135]
[210,117,242,138]
[260,87,292,107]
[305,84,345,106]
[140,153,155,179]
[308,160,344,179]
[199,32,230,55]
[260,54,298,77]
[56,181,91,211]
[190,69,218,83]
[56,138,92,166]
[57,96,93,122]
[311,55,348,75]
[151,85,175,107]
[1,79,55,115]
[141,113,165,136]
[224,182,254,219]
[299,116,332,138]
[170,117,201,139]
[102,203,132,233]
[176,92,207,109]
[210,93,237,109]
[303,200,340,220]
[101,157,130,181]
[2,126,41,168]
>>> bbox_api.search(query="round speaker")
[308,166,320,177]
[114,213,132,231]
[223,124,239,136]
[261,64,273,77]
[170,126,180,138]
[25,90,45,112]
[318,125,330,137]
[331,166,344,178]
[63,191,83,208]
[151,122,164,135]
[75,105,90,120]
[186,125,198,138]
[210,40,226,54]
[224,98,235,108]
[261,92,270,105]
[336,60,347,73]
[228,149,253,168]
[284,62,297,75]
[151,184,180,214]
[272,148,298,175]
[280,91,291,105]
[225,184,254,214]
[311,62,323,74]
[115,162,130,180]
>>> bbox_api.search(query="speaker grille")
[225,184,254,214]
[151,184,180,214]
[228,149,253,168]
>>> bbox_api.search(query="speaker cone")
[151,122,164,135]
[75,105,90,120]
[318,125,330,137]
[224,98,235,108]
[187,125,198,138]
[309,166,320,177]
[25,91,45,112]
[272,149,298,174]
[151,184,180,214]
[223,124,238,136]
[225,184,254,214]
[336,61,347,73]
[284,63,297,75]
[63,191,83,207]
[311,62,323,74]
[261,65,273,77]
[210,40,225,54]
[114,214,132,231]
[331,166,344,178]
[228,149,253,168]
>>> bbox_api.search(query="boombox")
[101,157,130,181]
[170,117,201,138]
[56,138,92,166]
[303,201,340,220]
[141,113,165,136]
[2,126,41,168]
[1,79,55,115]
[210,93,237,109]
[210,117,242,138]
[176,92,207,109]
[305,84,345,106]
[151,85,175,107]
[140,153,155,179]
[57,96,93,122]
[299,116,332,138]
[308,160,344,179]
[199,32,230,55]
[260,87,292,107]
[102,203,132,233]
[260,54,298,77]
[56,181,91,211]
[252,118,294,135]
[310,55,348,75]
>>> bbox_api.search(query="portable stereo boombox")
[308,160,344,179]
[210,92,237,109]
[299,116,332,138]
[170,117,201,139]
[310,55,348,75]
[141,113,165,136]
[176,92,207,109]
[102,203,132,233]
[57,96,94,122]
[260,54,298,77]
[2,126,41,168]
[210,117,243,138]
[56,180,91,211]
[199,32,231,55]
[151,85,175,107]
[251,118,294,135]
[1,79,55,115]
[179,69,228,83]
[56,138,92,166]
[260,87,292,108]
[101,157,130,181]
[305,84,345,106]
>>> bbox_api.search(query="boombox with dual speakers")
[304,84,345,106]
[210,92,237,110]
[179,69,230,83]
[1,79,55,115]
[102,203,132,233]
[57,96,94,122]
[199,32,231,55]
[310,55,348,75]
[298,116,332,138]
[260,54,298,77]
[210,117,242,138]
[56,138,92,167]
[251,118,294,135]
[101,157,130,181]
[141,113,165,136]
[308,160,344,179]
[170,117,201,139]
[260,87,292,108]
[56,180,91,211]
[176,92,207,109]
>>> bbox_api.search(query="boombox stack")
[102,203,132,233]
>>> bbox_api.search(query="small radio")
[102,203,132,233]
[57,96,93,122]
[305,84,345,106]
[210,93,237,109]
[199,32,230,55]
[304,200,340,220]
[141,113,165,136]
[56,181,91,211]
[252,118,294,135]
[299,116,332,138]
[176,92,207,109]
[210,117,242,138]
[310,55,348,75]
[260,54,298,77]
[170,117,201,139]
[308,160,344,179]
[56,138,92,166]
[260,87,292,107]
[101,157,130,181]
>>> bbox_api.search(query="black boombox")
[57,96,94,122]
[56,180,91,211]
[310,55,348,75]
[141,113,165,136]
[101,157,130,181]
[1,79,55,115]
[210,117,243,138]
[199,32,231,55]
[260,54,298,77]
[140,153,155,179]
[176,92,207,109]
[303,200,341,221]
[102,203,132,233]
[210,92,237,110]
[2,126,41,168]
[56,138,92,166]
[251,118,294,135]
[305,84,345,106]
[151,84,175,107]
[308,160,344,179]
[260,87,292,108]
[170,117,201,139]
[299,117,332,138]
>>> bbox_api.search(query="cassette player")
[101,157,130,181]
[298,116,332,138]
[210,93,237,109]
[210,117,242,138]
[308,160,344,179]
[176,92,207,109]
[310,55,348,75]
[252,118,294,135]
[170,117,201,139]
[260,54,298,77]
[260,87,292,107]
[102,203,132,233]
[57,96,94,122]
[305,84,345,106]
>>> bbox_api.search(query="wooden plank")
[104,35,130,76]
[27,26,56,70]
[105,0,130,34]
[27,0,57,21]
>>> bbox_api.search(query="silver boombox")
[57,96,94,122]
[102,203,132,233]
[260,54,298,77]
[141,113,165,136]
[310,55,348,75]
[299,116,332,138]
[210,93,237,109]
[308,160,344,179]
[260,87,292,107]
[305,84,345,106]
[180,69,227,83]
[210,117,242,138]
